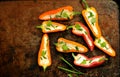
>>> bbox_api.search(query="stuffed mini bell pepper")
[82,0,101,38]
[36,21,66,33]
[94,36,116,57]
[38,34,52,71]
[72,53,107,68]
[67,22,94,51]
[39,6,80,20]
[55,38,88,53]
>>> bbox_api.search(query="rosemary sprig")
[58,56,84,75]
[58,66,83,74]
[60,57,78,72]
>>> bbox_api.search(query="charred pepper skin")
[71,22,94,51]
[72,53,107,68]
[38,34,52,71]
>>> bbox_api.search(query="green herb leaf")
[55,15,61,18]
[40,57,43,60]
[101,42,106,48]
[62,44,69,51]
[75,46,79,51]
[41,50,47,59]
[62,12,69,18]
[88,11,94,18]
[89,60,92,63]
[46,27,51,30]
[42,50,46,56]
[55,9,64,18]
[60,9,64,15]
[76,57,81,61]
[46,38,49,47]
[75,24,83,31]
[98,39,101,43]
[47,20,57,29]
[47,20,52,27]
[91,17,96,25]
[50,15,52,20]
[84,31,88,34]
[81,60,87,64]
[59,41,65,44]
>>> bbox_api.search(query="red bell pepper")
[72,53,107,68]
[67,22,94,51]
[39,6,80,20]
[36,21,66,33]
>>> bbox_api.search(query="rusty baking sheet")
[0,0,119,77]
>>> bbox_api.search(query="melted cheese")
[74,27,93,47]
[58,42,85,52]
[85,10,99,35]
[42,9,73,19]
[40,56,49,65]
[96,37,113,53]
[75,55,86,64]
[40,36,50,65]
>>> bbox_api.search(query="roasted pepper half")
[94,36,116,57]
[68,22,94,51]
[55,38,88,53]
[36,21,66,33]
[39,6,80,20]
[38,34,52,71]
[82,0,102,38]
[72,53,107,68]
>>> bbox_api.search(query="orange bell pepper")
[38,34,52,71]
[55,38,88,53]
[39,6,80,20]
[36,21,66,33]
[94,36,116,57]
[82,0,101,38]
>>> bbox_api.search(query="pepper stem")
[72,53,76,59]
[36,25,42,29]
[54,42,58,46]
[67,26,73,30]
[73,11,81,15]
[43,66,47,72]
[82,0,89,9]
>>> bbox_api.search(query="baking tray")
[0,0,119,77]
